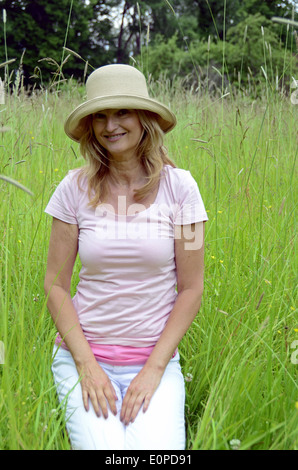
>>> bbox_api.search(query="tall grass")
[0,73,296,450]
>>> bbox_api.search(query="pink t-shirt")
[45,165,208,364]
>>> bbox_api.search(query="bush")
[138,14,298,96]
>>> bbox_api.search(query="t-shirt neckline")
[98,170,164,218]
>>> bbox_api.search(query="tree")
[113,1,171,63]
[114,0,186,64]
[0,0,117,86]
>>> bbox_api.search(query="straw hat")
[64,64,177,142]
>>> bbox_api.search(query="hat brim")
[64,95,177,142]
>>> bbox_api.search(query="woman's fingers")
[79,364,118,418]
[105,385,118,416]
[121,391,151,425]
[120,390,139,424]
[120,366,163,425]
[97,383,118,418]
[82,388,90,413]
[89,387,103,417]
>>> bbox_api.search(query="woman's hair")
[77,110,176,208]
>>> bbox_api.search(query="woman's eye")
[94,113,105,120]
[118,109,129,117]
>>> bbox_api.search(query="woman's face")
[92,109,143,160]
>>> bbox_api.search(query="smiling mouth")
[105,133,126,142]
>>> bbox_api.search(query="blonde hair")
[77,110,176,208]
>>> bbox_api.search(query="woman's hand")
[76,359,118,419]
[120,364,164,425]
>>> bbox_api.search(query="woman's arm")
[44,217,117,418]
[120,221,205,425]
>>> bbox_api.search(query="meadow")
[0,69,297,450]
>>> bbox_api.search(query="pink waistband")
[55,335,177,366]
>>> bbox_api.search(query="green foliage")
[171,0,295,41]
[226,14,293,76]
[137,14,298,97]
[140,33,184,78]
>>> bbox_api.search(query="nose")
[105,115,118,132]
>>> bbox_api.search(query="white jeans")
[51,345,186,450]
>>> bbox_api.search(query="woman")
[44,64,208,450]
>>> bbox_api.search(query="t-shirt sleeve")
[44,171,78,224]
[174,170,208,225]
